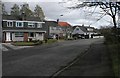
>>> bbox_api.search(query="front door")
[6,32,11,42]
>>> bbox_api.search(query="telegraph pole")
[0,0,2,77]
[0,1,2,43]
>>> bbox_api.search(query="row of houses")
[2,15,99,42]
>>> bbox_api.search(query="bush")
[32,40,39,43]
[34,41,43,45]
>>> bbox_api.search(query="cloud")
[3,1,113,28]
[2,0,62,2]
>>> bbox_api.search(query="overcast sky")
[2,0,116,29]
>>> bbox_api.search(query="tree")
[63,1,120,28]
[2,3,8,15]
[34,5,45,20]
[11,4,20,16]
[84,2,120,29]
[20,3,33,17]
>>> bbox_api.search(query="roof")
[2,15,42,22]
[58,22,71,27]
[43,20,59,27]
[73,25,95,33]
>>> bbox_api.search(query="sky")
[2,0,116,29]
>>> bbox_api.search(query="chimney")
[57,19,59,24]
[21,12,25,20]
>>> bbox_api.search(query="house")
[43,21,63,39]
[2,15,46,42]
[58,22,73,39]
[72,25,98,39]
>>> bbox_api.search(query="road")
[3,38,103,76]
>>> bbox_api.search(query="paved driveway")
[2,43,33,51]
[3,38,103,76]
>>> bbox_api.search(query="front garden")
[12,39,58,46]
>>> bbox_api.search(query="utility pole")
[0,0,2,77]
[0,0,2,43]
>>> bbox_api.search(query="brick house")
[58,22,73,39]
[2,15,46,42]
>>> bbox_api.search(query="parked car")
[48,35,54,39]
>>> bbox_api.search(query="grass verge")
[44,39,58,44]
[12,41,42,46]
[106,43,119,78]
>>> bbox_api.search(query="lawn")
[12,39,58,46]
[44,39,58,44]
[12,42,37,46]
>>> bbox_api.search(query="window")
[29,32,35,37]
[52,27,56,30]
[76,28,79,31]
[16,21,23,27]
[7,21,13,27]
[15,32,24,37]
[37,23,42,28]
[28,22,35,28]
[87,28,93,31]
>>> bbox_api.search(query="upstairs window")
[16,21,23,27]
[37,23,42,28]
[28,22,35,28]
[87,28,93,31]
[7,21,13,27]
[76,28,79,31]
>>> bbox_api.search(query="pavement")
[53,39,114,77]
[2,38,114,77]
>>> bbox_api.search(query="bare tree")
[84,2,120,28]
[60,1,120,28]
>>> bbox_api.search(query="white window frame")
[37,23,42,28]
[16,21,23,27]
[15,32,24,37]
[87,28,93,31]
[28,22,35,28]
[7,21,13,27]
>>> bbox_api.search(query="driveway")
[2,43,33,51]
[3,38,103,76]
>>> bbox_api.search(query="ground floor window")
[15,32,24,37]
[29,32,35,37]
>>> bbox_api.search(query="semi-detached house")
[2,15,46,42]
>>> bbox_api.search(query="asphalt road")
[57,39,114,77]
[2,38,103,76]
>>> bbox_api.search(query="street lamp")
[57,15,64,40]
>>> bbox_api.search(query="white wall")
[72,27,84,34]
[36,33,44,41]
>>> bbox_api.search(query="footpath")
[53,39,115,78]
